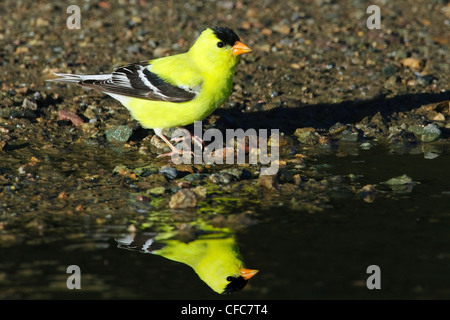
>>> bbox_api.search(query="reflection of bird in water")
[116,232,258,294]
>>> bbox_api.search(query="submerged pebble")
[169,189,197,209]
[105,125,134,143]
[159,167,179,180]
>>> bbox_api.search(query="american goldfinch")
[117,232,258,294]
[48,26,252,155]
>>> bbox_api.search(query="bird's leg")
[154,128,193,158]
[170,127,205,149]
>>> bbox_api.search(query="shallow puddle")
[1,147,449,299]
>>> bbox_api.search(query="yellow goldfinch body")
[123,48,236,129]
[48,27,251,151]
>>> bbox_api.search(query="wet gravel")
[1,0,450,292]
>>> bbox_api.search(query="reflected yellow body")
[154,237,243,294]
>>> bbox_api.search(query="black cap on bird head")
[223,276,248,294]
[211,26,240,46]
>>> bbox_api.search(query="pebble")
[133,165,159,177]
[169,189,197,209]
[382,174,414,185]
[209,173,235,184]
[384,75,401,88]
[182,173,207,182]
[294,127,319,144]
[328,122,347,135]
[381,64,397,77]
[257,174,278,191]
[359,142,372,150]
[146,186,166,195]
[0,140,7,151]
[421,124,441,142]
[159,167,179,180]
[216,1,234,9]
[221,168,252,180]
[401,57,423,71]
[22,98,38,110]
[415,74,436,86]
[407,124,441,142]
[339,128,360,142]
[150,134,168,149]
[105,125,133,143]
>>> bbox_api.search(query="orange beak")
[240,268,259,280]
[232,41,252,56]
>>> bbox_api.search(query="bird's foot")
[171,128,205,149]
[156,149,194,158]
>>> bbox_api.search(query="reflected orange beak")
[240,268,259,280]
[232,41,252,56]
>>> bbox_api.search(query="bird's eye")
[226,276,234,281]
[217,41,225,48]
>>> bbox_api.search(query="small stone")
[257,174,278,191]
[328,122,346,135]
[427,111,445,122]
[209,173,235,184]
[407,125,425,136]
[401,57,423,71]
[409,124,441,142]
[133,165,159,177]
[192,186,207,198]
[150,134,169,149]
[421,124,441,142]
[146,186,166,195]
[216,1,234,9]
[105,125,133,143]
[113,165,131,175]
[182,173,207,182]
[339,128,360,142]
[159,166,179,180]
[382,174,414,185]
[221,168,252,180]
[273,24,291,35]
[261,28,272,36]
[384,75,400,89]
[294,127,318,144]
[169,189,197,208]
[22,98,38,110]
[415,74,436,86]
[435,101,450,115]
[381,64,397,77]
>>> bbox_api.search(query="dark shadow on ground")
[212,91,450,134]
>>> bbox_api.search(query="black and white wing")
[116,233,167,254]
[50,61,200,103]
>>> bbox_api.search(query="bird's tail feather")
[47,73,111,83]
